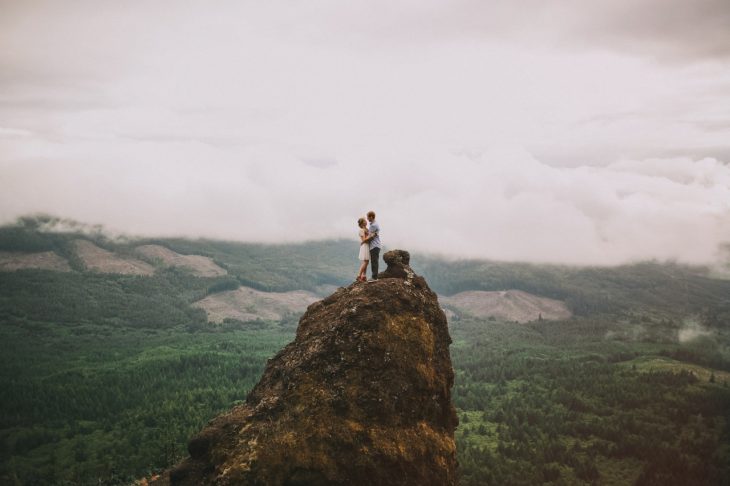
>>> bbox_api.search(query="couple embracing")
[356,211,381,282]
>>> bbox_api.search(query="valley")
[1,216,729,485]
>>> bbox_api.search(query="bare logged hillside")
[136,244,227,277]
[0,251,71,272]
[193,286,319,323]
[440,289,571,322]
[74,239,155,275]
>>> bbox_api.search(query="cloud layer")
[1,1,729,264]
[2,142,728,265]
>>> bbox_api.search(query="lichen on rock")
[158,249,458,486]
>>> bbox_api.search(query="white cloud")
[0,127,32,137]
[1,141,728,265]
[1,1,729,264]
[678,319,714,343]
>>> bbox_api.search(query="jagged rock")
[158,250,458,486]
[377,249,412,280]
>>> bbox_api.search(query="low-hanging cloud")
[1,142,728,266]
[677,319,715,343]
[1,1,730,265]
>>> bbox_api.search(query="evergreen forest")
[1,216,729,485]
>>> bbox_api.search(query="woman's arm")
[363,230,376,242]
[360,230,369,243]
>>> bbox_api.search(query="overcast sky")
[1,0,729,264]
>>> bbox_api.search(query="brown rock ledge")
[153,250,458,486]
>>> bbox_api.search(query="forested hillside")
[1,216,729,485]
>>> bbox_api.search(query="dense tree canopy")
[1,220,729,484]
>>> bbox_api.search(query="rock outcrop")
[159,250,458,486]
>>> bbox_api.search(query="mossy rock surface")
[161,256,458,486]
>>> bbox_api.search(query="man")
[366,211,381,280]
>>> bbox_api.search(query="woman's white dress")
[358,229,370,261]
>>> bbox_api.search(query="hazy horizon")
[2,0,729,265]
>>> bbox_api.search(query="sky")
[1,0,730,265]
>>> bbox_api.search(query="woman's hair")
[357,217,366,227]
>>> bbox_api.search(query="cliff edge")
[158,249,458,485]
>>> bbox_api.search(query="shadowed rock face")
[160,250,458,486]
[377,249,414,280]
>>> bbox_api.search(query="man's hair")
[367,211,376,219]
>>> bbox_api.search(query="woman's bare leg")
[358,260,369,279]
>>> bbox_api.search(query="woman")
[356,217,370,282]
